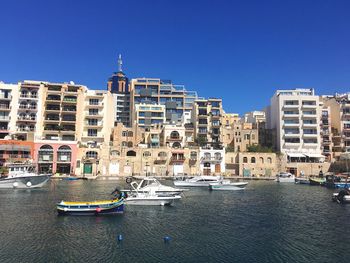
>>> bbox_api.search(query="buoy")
[163,236,171,243]
[96,207,101,213]
[117,234,123,241]
[26,181,32,187]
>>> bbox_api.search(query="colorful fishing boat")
[309,177,326,186]
[56,198,124,216]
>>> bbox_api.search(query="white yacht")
[173,175,221,187]
[122,177,185,196]
[0,163,50,189]
[275,172,295,183]
[124,182,181,206]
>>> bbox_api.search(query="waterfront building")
[266,89,323,162]
[322,93,350,160]
[107,55,131,127]
[0,140,34,166]
[34,141,78,174]
[225,152,277,177]
[192,98,223,148]
[161,123,186,148]
[244,111,266,128]
[130,78,199,125]
[224,122,258,151]
[80,89,114,147]
[222,113,240,127]
[320,104,333,161]
[199,146,225,175]
[0,82,16,139]
[134,103,165,128]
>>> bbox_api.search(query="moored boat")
[56,198,124,215]
[295,177,309,184]
[209,181,248,191]
[275,172,295,183]
[0,163,50,189]
[332,189,350,204]
[124,182,182,206]
[122,177,186,196]
[174,175,221,187]
[309,177,326,186]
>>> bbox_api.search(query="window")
[88,129,97,136]
[89,99,99,105]
[251,157,256,163]
[259,157,264,164]
[158,152,167,158]
[267,157,272,164]
[110,150,120,157]
[243,157,248,163]
[190,151,197,160]
[57,145,71,162]
[126,150,136,157]
[127,142,133,147]
[88,119,98,126]
[86,151,98,159]
[143,151,151,158]
[122,131,128,137]
[88,109,99,115]
[214,152,221,160]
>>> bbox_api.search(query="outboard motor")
[337,189,350,204]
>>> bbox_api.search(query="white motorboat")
[173,175,221,187]
[275,172,295,183]
[332,189,350,204]
[124,182,181,206]
[0,163,50,189]
[122,177,186,196]
[209,180,248,191]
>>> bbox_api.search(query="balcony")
[61,116,76,123]
[0,116,10,121]
[18,105,37,111]
[167,136,183,141]
[62,97,77,104]
[46,96,61,103]
[62,107,76,113]
[284,133,300,138]
[0,95,12,100]
[200,156,222,163]
[302,123,318,128]
[283,113,299,118]
[283,104,299,109]
[211,114,221,119]
[0,104,10,110]
[17,117,36,122]
[303,133,318,138]
[283,122,299,127]
[301,104,317,109]
[169,156,185,164]
[46,105,60,112]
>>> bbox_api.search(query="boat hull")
[295,178,309,184]
[0,175,49,189]
[332,193,350,203]
[56,199,124,216]
[309,178,326,186]
[125,195,181,206]
[276,177,295,183]
[209,182,248,191]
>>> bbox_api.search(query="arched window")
[58,145,72,162]
[30,102,36,109]
[126,150,136,157]
[143,151,151,158]
[122,131,127,137]
[243,157,248,163]
[19,102,27,109]
[170,131,180,139]
[267,157,272,164]
[259,157,264,164]
[172,142,181,148]
[190,151,197,160]
[127,142,133,148]
[158,152,167,158]
[19,113,26,120]
[251,157,256,163]
[122,141,127,147]
[214,152,221,160]
[110,150,120,157]
[29,113,36,120]
[204,152,211,160]
[29,125,35,131]
[39,145,53,162]
[86,151,98,159]
[128,131,133,137]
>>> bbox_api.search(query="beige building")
[0,82,17,139]
[224,122,258,151]
[192,98,223,147]
[225,152,277,177]
[222,113,240,127]
[323,94,350,160]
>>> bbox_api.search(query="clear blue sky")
[1,0,349,114]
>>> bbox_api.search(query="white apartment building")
[267,89,323,162]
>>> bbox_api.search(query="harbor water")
[0,180,350,262]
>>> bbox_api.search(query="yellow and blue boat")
[56,198,124,216]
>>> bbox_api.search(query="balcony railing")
[167,136,183,141]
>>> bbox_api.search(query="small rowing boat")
[56,198,124,216]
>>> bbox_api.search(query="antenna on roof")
[118,54,123,72]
